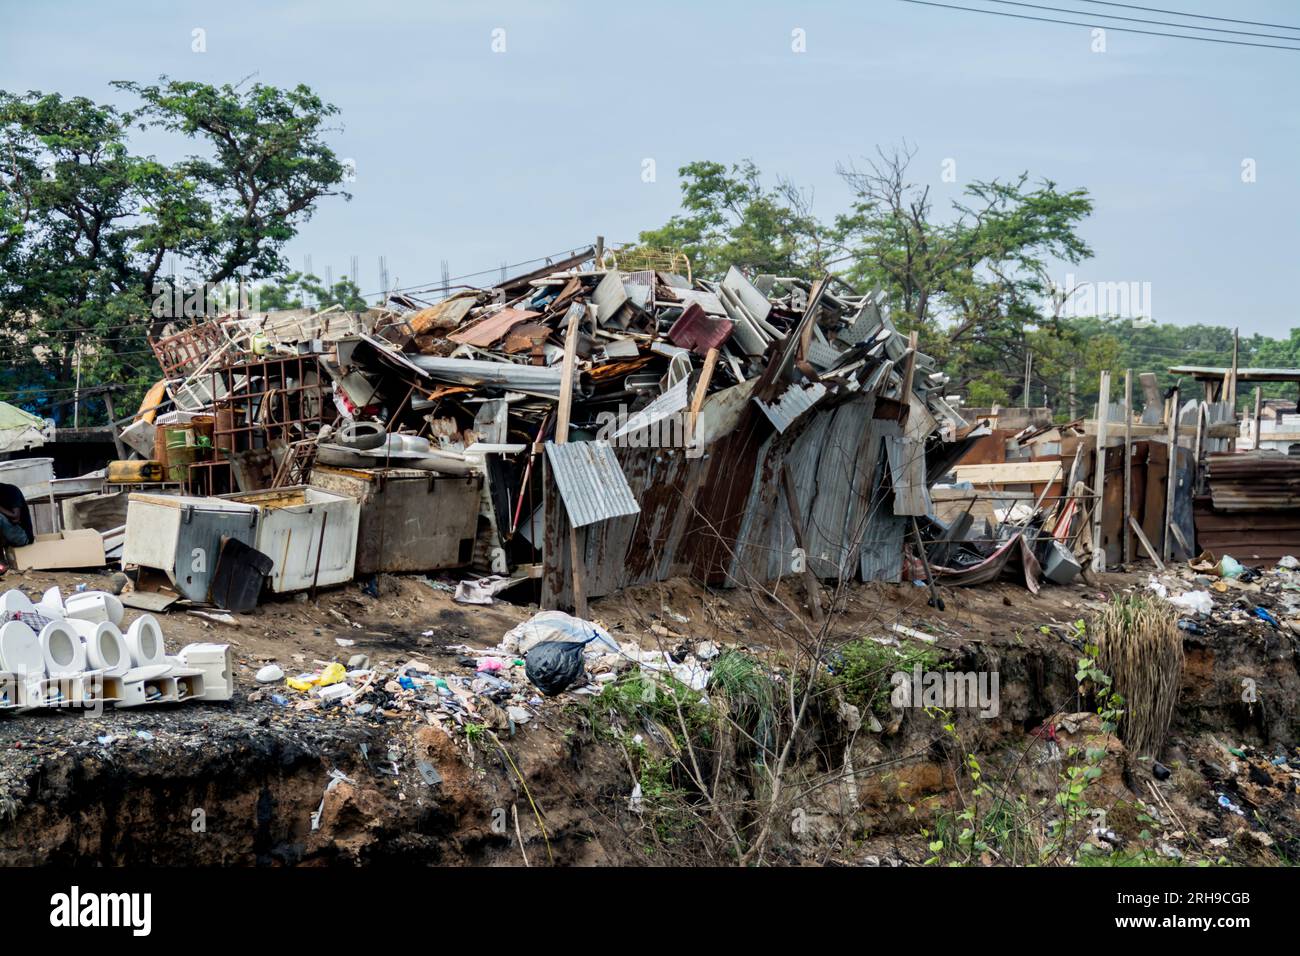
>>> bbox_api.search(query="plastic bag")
[501,610,618,656]
[1219,555,1245,579]
[1168,590,1213,616]
[525,640,588,696]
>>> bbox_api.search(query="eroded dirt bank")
[0,570,1296,866]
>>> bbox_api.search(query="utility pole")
[72,338,82,429]
[1023,348,1032,408]
[1069,367,1077,420]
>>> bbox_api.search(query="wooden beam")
[1228,328,1239,452]
[1253,387,1263,450]
[1162,386,1179,563]
[554,302,584,442]
[781,464,824,624]
[555,302,588,618]
[901,330,919,399]
[687,346,719,448]
[101,391,128,461]
[1092,370,1110,573]
[1129,515,1165,571]
[951,461,1063,485]
[1192,401,1206,496]
[1123,369,1133,565]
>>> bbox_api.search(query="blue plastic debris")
[1254,606,1280,629]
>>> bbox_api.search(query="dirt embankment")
[0,568,1295,866]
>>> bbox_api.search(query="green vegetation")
[636,150,1294,416]
[0,77,349,421]
[830,637,944,719]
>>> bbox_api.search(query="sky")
[1,0,1297,338]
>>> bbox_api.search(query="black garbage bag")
[525,640,588,696]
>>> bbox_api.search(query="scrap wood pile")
[116,244,987,609]
[916,421,1100,593]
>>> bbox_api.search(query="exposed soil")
[0,564,1295,866]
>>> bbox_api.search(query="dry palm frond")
[1092,595,1183,760]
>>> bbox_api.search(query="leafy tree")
[254,271,369,312]
[635,160,829,279]
[832,144,1093,393]
[0,77,349,420]
[638,147,1096,405]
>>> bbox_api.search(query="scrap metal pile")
[119,246,1067,608]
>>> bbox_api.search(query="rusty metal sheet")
[666,302,734,355]
[407,295,478,335]
[1193,500,1300,562]
[447,307,540,347]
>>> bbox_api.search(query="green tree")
[0,77,349,420]
[635,147,1094,404]
[832,144,1093,393]
[635,160,830,279]
[254,271,369,312]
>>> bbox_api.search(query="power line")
[984,0,1300,40]
[1075,0,1300,31]
[895,0,1300,49]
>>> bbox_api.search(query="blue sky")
[1,0,1296,336]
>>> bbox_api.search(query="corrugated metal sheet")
[593,270,629,326]
[886,436,932,517]
[753,381,827,433]
[544,440,640,528]
[612,376,690,441]
[1207,451,1300,510]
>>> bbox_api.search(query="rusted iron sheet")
[542,395,914,610]
[407,295,478,336]
[1193,499,1300,562]
[667,303,734,355]
[1207,451,1300,510]
[541,447,697,607]
[447,307,540,347]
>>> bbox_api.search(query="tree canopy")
[0,76,349,421]
[635,149,1290,415]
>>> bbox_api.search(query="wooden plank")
[1253,385,1263,447]
[1092,370,1110,572]
[554,302,583,441]
[1123,369,1133,565]
[901,330,919,398]
[555,302,587,618]
[1162,386,1179,563]
[951,461,1063,485]
[780,463,823,624]
[1130,514,1165,571]
[687,346,719,445]
[1192,401,1206,496]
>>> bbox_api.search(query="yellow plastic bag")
[317,662,347,687]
